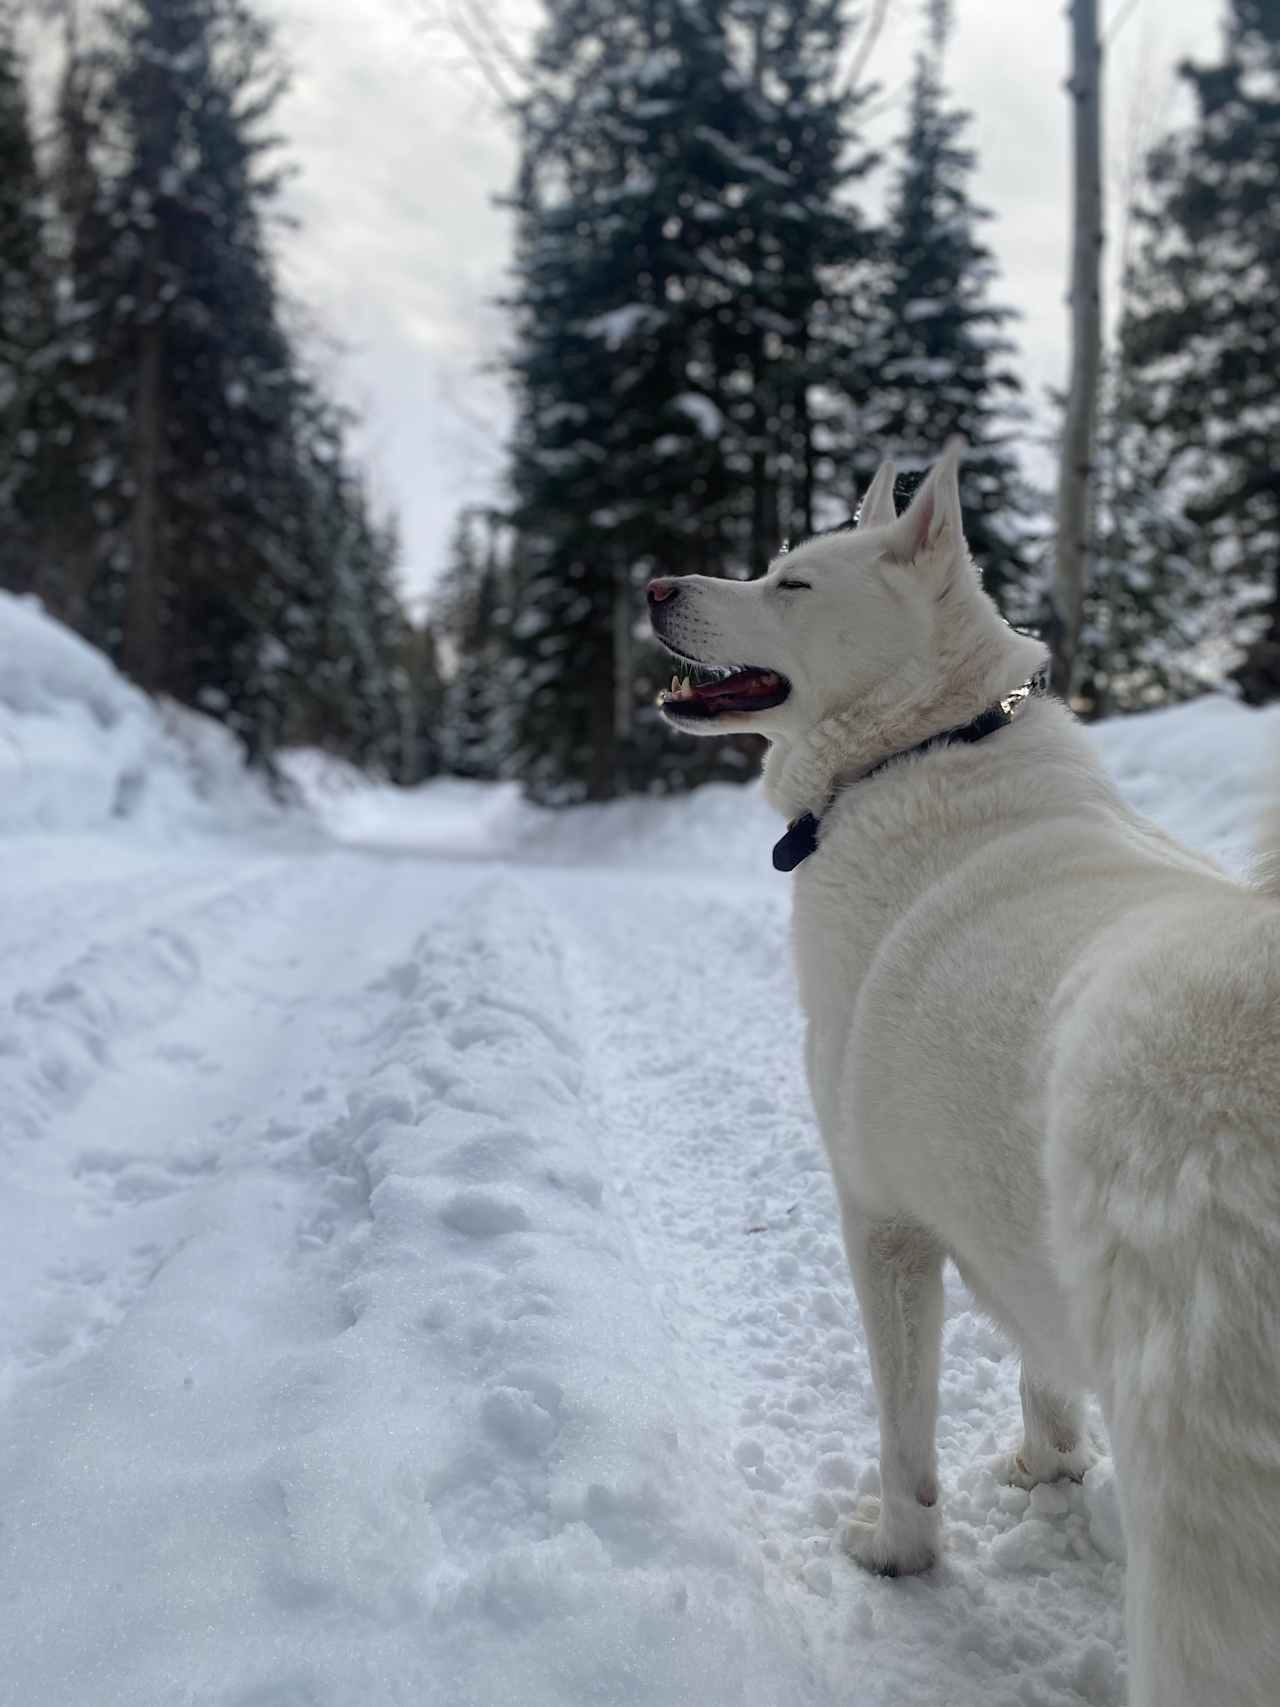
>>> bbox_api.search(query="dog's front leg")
[839,1200,943,1575]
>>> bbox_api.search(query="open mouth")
[656,652,791,721]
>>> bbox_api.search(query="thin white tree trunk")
[1051,0,1104,701]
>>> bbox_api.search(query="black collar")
[772,673,1045,874]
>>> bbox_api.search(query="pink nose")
[647,578,679,606]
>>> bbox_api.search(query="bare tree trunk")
[1050,0,1103,701]
[612,560,632,747]
[588,594,617,802]
[122,231,165,693]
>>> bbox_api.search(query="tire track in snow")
[0,851,463,1402]
[0,854,305,1146]
[0,853,488,1706]
[552,867,1128,1706]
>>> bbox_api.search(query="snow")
[4,594,1280,1705]
[902,298,948,322]
[581,303,665,349]
[673,390,726,438]
[883,356,957,383]
[0,591,283,840]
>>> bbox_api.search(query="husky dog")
[649,442,1280,1707]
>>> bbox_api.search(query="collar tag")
[772,811,820,873]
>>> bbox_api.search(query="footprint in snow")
[440,1189,530,1238]
[481,1370,564,1456]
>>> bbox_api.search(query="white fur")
[653,447,1280,1703]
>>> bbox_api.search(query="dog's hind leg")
[839,1201,944,1576]
[1005,1364,1090,1489]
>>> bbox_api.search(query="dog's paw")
[997,1441,1091,1492]
[840,1495,938,1577]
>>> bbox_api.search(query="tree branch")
[840,0,890,98]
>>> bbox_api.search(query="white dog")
[649,441,1280,1707]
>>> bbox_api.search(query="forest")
[2,0,1278,803]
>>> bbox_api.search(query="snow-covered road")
[3,818,1128,1707]
[7,594,1280,1705]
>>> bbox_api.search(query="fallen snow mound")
[0,591,284,838]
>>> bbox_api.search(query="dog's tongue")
[697,669,781,701]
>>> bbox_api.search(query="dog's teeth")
[671,675,680,694]
[681,676,692,697]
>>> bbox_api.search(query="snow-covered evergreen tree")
[436,509,510,781]
[86,0,301,749]
[0,8,51,586]
[279,410,412,773]
[432,509,486,658]
[2,0,414,777]
[1121,0,1280,703]
[1073,314,1210,716]
[504,0,879,804]
[848,0,1032,617]
[724,0,880,555]
[13,11,121,634]
[401,620,446,784]
[443,561,503,781]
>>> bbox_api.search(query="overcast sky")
[268,0,1221,607]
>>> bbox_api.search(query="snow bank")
[0,591,282,838]
[294,689,1280,884]
[1089,694,1280,876]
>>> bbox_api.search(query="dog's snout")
[647,578,679,607]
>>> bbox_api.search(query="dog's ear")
[882,437,965,564]
[856,460,897,530]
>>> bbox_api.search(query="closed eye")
[777,578,812,592]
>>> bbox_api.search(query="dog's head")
[648,440,1037,743]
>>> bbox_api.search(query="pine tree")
[432,509,486,657]
[436,508,510,781]
[1073,312,1210,715]
[725,0,880,556]
[6,0,413,778]
[17,10,122,633]
[444,560,503,780]
[401,620,446,785]
[1121,0,1280,702]
[64,0,315,764]
[282,420,412,774]
[848,0,1032,617]
[0,7,51,588]
[505,0,740,803]
[504,0,878,804]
